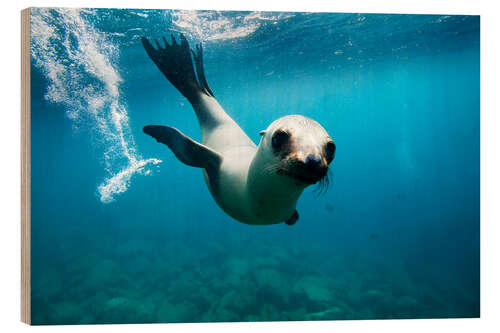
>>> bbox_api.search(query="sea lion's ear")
[259,130,266,136]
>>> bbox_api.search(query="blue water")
[29,8,480,324]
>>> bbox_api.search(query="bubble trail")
[30,8,161,203]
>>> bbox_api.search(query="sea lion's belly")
[205,145,292,225]
[204,146,256,224]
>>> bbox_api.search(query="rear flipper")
[141,34,214,104]
[143,125,222,170]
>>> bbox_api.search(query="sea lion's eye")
[325,141,336,162]
[272,130,290,151]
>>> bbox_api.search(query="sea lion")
[141,33,335,225]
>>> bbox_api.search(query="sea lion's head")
[258,115,335,188]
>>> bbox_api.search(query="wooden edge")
[21,7,31,325]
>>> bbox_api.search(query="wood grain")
[21,7,31,325]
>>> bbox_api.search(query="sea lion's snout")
[290,154,328,184]
[305,154,324,172]
[305,154,328,179]
[275,152,328,185]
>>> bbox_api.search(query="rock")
[293,276,332,302]
[252,268,293,306]
[50,301,83,324]
[87,258,118,288]
[156,300,199,323]
[105,297,128,309]
[259,303,284,321]
[226,258,250,275]
[362,289,385,304]
[31,270,62,300]
[224,258,250,286]
[307,306,345,320]
[212,308,240,322]
[101,296,154,323]
[218,290,257,314]
[199,286,217,306]
[285,307,308,321]
[254,256,280,268]
[396,296,420,315]
[254,268,283,290]
[77,313,96,324]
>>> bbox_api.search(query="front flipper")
[143,125,222,169]
[285,210,299,226]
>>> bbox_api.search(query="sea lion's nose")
[305,154,323,171]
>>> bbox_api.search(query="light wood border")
[21,7,31,325]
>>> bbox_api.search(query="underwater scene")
[29,8,480,324]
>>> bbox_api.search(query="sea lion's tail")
[141,33,214,103]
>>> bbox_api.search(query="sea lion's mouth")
[277,168,321,185]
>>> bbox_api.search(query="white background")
[1,0,498,332]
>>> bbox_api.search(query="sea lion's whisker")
[263,163,281,174]
[313,169,332,197]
